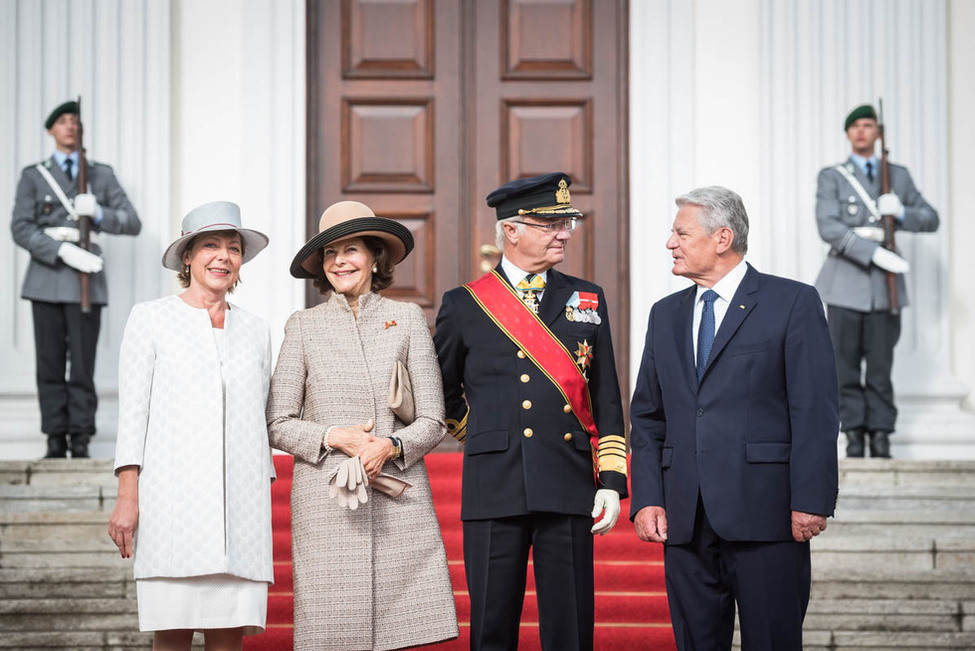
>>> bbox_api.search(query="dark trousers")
[663,498,810,651]
[463,513,594,651]
[31,301,101,437]
[826,305,901,433]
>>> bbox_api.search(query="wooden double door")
[307,0,630,379]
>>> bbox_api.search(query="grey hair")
[675,186,749,254]
[495,216,526,250]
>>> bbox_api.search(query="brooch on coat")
[384,320,397,329]
[564,291,601,324]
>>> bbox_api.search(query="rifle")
[877,98,899,315]
[76,95,92,313]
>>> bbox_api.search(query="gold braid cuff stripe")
[446,412,468,443]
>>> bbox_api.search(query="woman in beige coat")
[267,201,458,650]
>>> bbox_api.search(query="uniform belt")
[44,227,101,245]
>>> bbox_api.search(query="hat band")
[181,222,240,236]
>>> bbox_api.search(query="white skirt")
[136,573,268,635]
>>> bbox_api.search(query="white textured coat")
[115,295,275,582]
[267,292,458,651]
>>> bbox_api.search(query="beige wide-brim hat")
[290,201,414,279]
[161,201,269,271]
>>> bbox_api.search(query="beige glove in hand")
[328,457,369,510]
[871,247,910,274]
[590,488,621,535]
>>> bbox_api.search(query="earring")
[184,264,190,274]
[372,265,378,273]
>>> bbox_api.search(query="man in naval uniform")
[10,100,141,458]
[814,104,939,458]
[434,172,628,650]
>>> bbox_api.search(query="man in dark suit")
[10,100,141,458]
[630,186,839,650]
[434,172,628,650]
[815,104,939,458]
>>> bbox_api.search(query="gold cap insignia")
[555,178,571,204]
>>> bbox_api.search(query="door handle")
[479,243,501,272]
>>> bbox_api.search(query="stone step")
[0,631,151,650]
[0,597,137,632]
[0,567,134,600]
[0,459,116,487]
[826,630,975,649]
[812,567,975,601]
[837,485,975,511]
[838,459,975,488]
[811,534,975,572]
[805,598,970,633]
[0,485,114,512]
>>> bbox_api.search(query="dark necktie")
[696,290,718,383]
[64,158,74,181]
[865,161,874,183]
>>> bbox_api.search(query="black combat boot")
[845,429,865,458]
[869,431,891,458]
[44,434,68,458]
[69,433,91,459]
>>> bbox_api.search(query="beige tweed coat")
[267,291,458,651]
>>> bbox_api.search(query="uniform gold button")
[522,400,532,410]
[563,433,573,442]
[523,428,533,438]
[562,404,572,414]
[517,350,526,359]
[520,374,530,383]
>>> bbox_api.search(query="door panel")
[307,0,628,382]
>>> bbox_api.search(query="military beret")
[486,172,583,220]
[45,101,79,130]
[844,104,877,131]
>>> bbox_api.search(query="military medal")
[564,291,601,324]
[574,340,593,379]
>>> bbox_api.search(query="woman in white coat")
[108,201,275,650]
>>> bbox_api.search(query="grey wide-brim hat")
[290,200,414,279]
[162,201,269,271]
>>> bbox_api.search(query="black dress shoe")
[845,429,865,458]
[69,433,91,459]
[869,431,892,458]
[44,434,68,459]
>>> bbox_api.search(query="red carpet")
[245,454,676,650]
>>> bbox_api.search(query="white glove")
[871,247,910,274]
[590,489,621,535]
[73,193,98,217]
[57,242,103,273]
[853,226,884,243]
[877,193,904,219]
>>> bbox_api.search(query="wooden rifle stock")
[76,96,92,313]
[878,100,899,315]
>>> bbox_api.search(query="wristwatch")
[388,436,403,459]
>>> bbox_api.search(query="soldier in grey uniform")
[10,100,141,458]
[814,104,939,458]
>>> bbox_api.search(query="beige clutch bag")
[388,359,415,424]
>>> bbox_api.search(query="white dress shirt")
[692,259,748,360]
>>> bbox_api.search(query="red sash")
[464,271,600,460]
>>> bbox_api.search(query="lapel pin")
[739,305,745,310]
